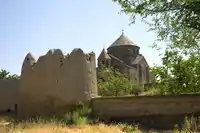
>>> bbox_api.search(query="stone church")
[97,32,153,88]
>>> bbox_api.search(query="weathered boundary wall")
[0,79,19,112]
[92,94,200,117]
[91,94,200,129]
[18,49,98,118]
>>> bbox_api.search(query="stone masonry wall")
[18,48,98,118]
[91,94,200,129]
[92,94,200,117]
[0,79,19,112]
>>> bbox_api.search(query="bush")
[97,65,142,96]
[150,52,200,95]
[62,103,91,125]
[118,123,140,133]
[18,103,92,126]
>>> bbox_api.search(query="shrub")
[97,65,142,96]
[62,103,91,125]
[118,123,140,133]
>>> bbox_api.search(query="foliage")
[97,65,142,96]
[0,69,20,80]
[150,53,200,94]
[113,0,200,52]
[113,0,200,94]
[118,123,140,133]
[13,104,92,126]
[63,104,91,125]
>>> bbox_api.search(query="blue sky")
[0,0,164,75]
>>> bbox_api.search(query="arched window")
[105,60,109,66]
[139,65,142,84]
[101,60,105,65]
[146,67,149,83]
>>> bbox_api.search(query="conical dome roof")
[107,33,137,49]
[98,48,111,60]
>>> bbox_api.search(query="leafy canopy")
[113,0,200,94]
[113,0,200,53]
[0,69,20,79]
[97,65,142,96]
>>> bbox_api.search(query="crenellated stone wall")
[18,48,98,118]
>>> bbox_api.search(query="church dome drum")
[107,32,140,64]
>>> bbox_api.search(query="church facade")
[97,32,153,89]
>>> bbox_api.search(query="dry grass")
[0,113,197,133]
[7,123,126,133]
[0,122,139,133]
[0,118,197,133]
[0,116,140,133]
[0,104,137,133]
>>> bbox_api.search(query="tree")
[0,69,10,79]
[97,65,142,96]
[113,0,200,94]
[0,69,20,80]
[151,53,200,94]
[6,74,20,79]
[113,0,200,53]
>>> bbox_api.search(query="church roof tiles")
[107,33,137,49]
